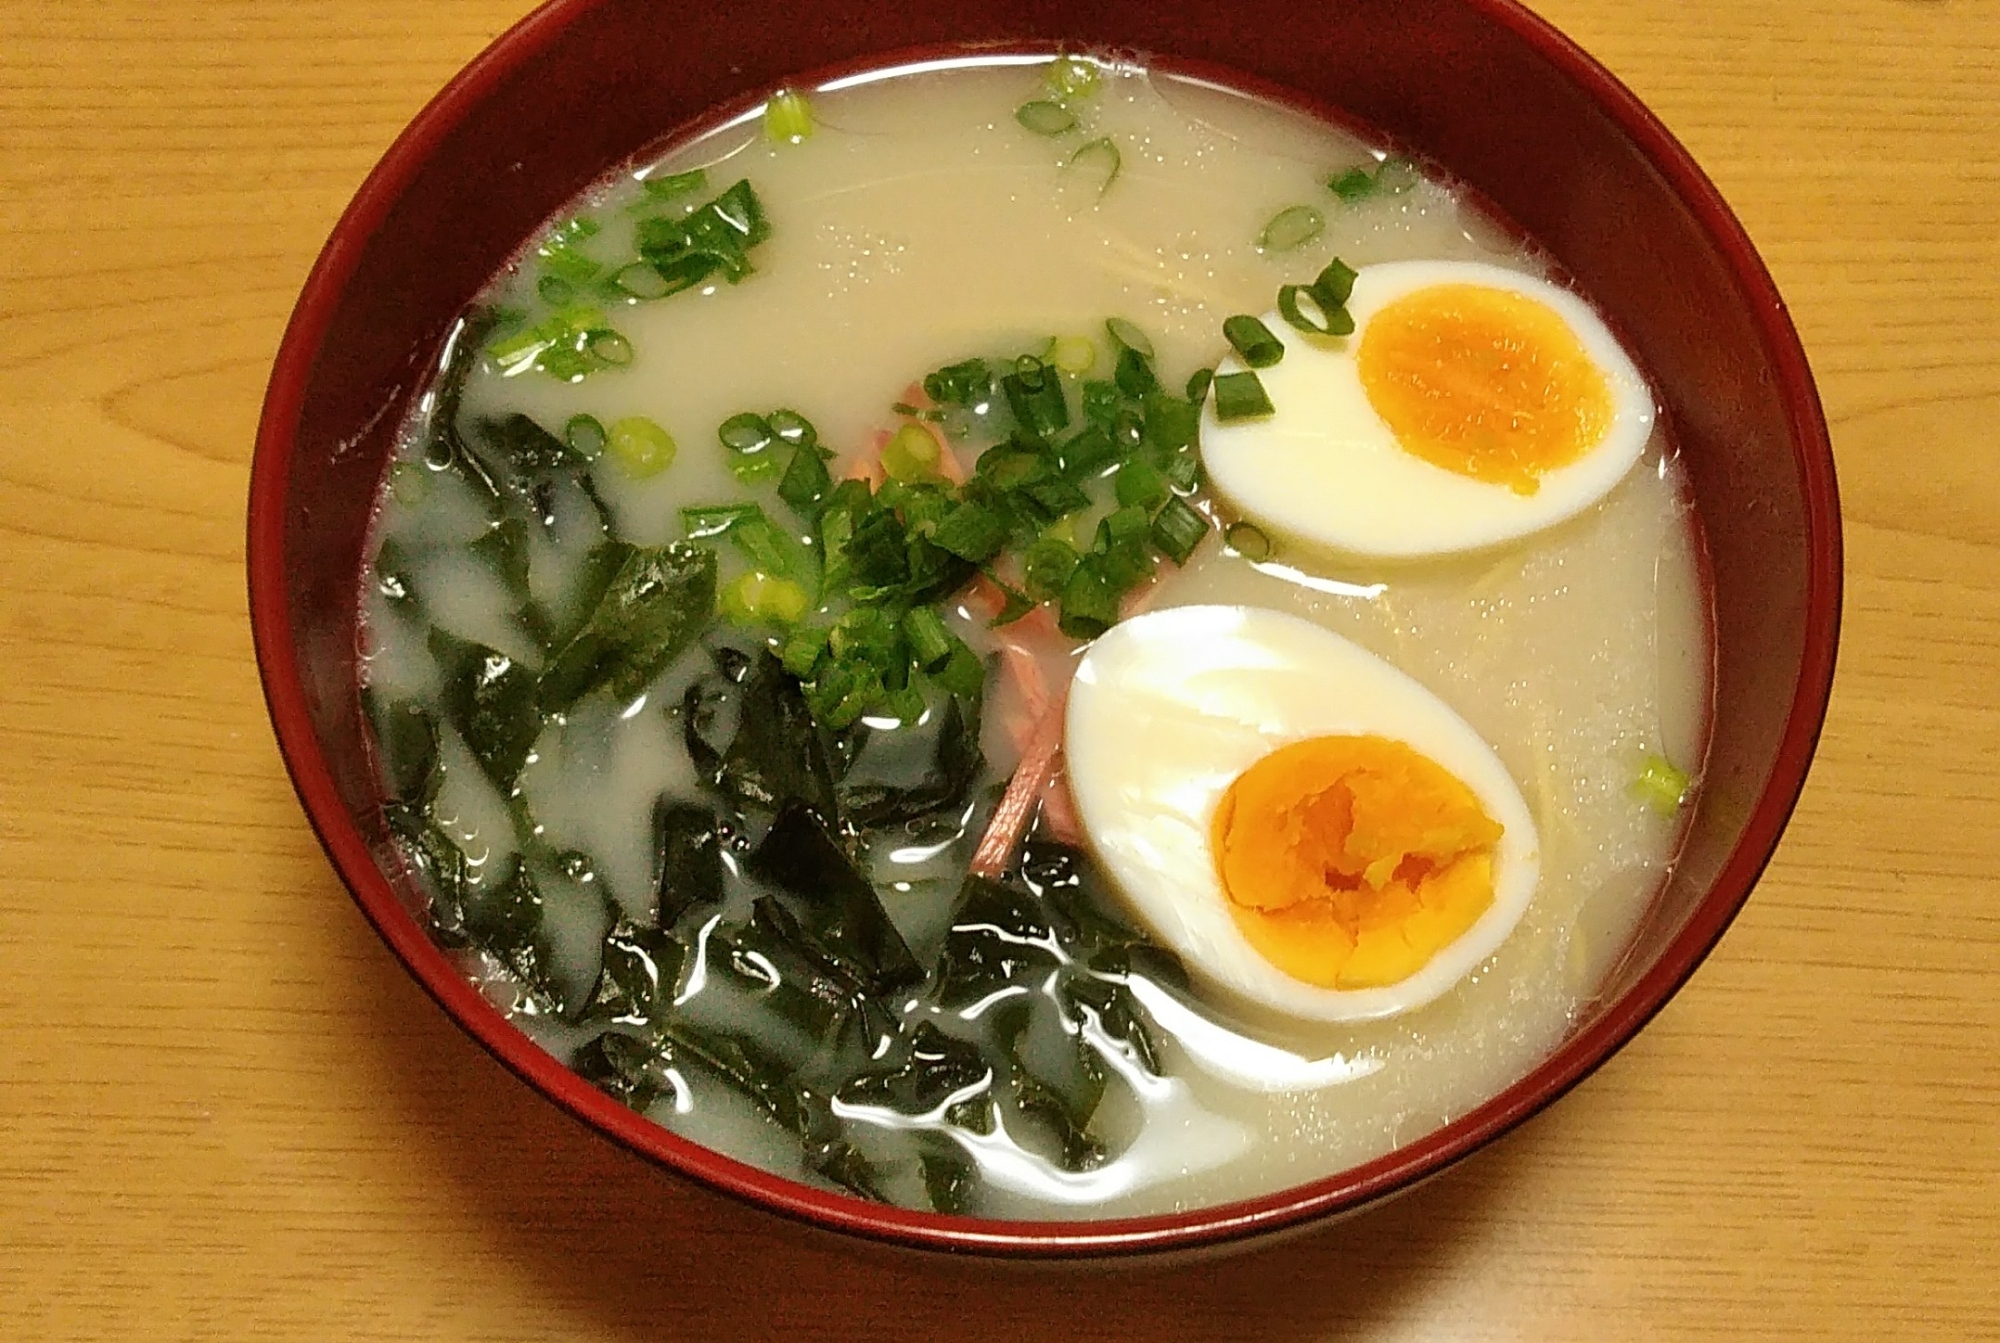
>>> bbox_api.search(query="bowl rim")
[248,0,1842,1258]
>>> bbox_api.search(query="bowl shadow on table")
[332,870,1519,1339]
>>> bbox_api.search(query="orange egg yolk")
[1209,735,1503,990]
[1356,283,1614,495]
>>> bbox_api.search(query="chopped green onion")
[723,571,809,626]
[586,329,632,366]
[612,260,674,300]
[537,274,574,306]
[680,502,762,540]
[984,576,1035,627]
[728,455,782,485]
[1185,367,1214,405]
[1001,357,1070,443]
[1225,520,1273,562]
[1212,370,1275,422]
[564,414,607,459]
[1632,755,1692,816]
[1113,347,1159,399]
[1373,156,1420,194]
[1015,100,1078,136]
[1151,496,1209,565]
[1104,318,1154,360]
[718,412,774,454]
[607,416,676,477]
[1222,315,1284,368]
[902,606,960,672]
[931,501,1009,563]
[1277,282,1356,337]
[1051,335,1096,374]
[1063,137,1121,198]
[1143,393,1199,451]
[640,168,707,202]
[924,358,991,407]
[1314,257,1360,307]
[778,442,832,515]
[882,423,944,481]
[767,408,817,450]
[1044,56,1101,101]
[935,643,987,699]
[1057,425,1117,478]
[1161,446,1201,492]
[1057,560,1120,639]
[1329,156,1419,204]
[780,622,830,677]
[1022,538,1081,601]
[1328,166,1377,204]
[1257,204,1325,253]
[764,89,815,143]
[1114,459,1169,510]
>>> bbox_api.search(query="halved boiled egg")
[1203,259,1656,558]
[1064,604,1539,1022]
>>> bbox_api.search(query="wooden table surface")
[4,1,1996,1337]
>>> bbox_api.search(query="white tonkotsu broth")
[361,58,1711,1219]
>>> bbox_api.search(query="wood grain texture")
[1,0,1995,1337]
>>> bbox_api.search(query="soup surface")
[360,56,1710,1219]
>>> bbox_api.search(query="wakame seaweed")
[750,803,924,993]
[537,542,717,711]
[427,629,540,787]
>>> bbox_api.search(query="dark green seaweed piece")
[654,800,724,926]
[838,1021,994,1128]
[537,542,716,712]
[382,799,472,948]
[1063,972,1164,1078]
[572,1030,682,1111]
[932,875,1063,1009]
[834,691,984,828]
[427,629,540,788]
[916,1135,978,1215]
[580,919,686,1026]
[474,412,585,480]
[462,861,562,1014]
[715,898,877,1061]
[544,538,634,652]
[749,802,923,992]
[418,307,504,506]
[718,652,839,821]
[366,692,438,808]
[991,994,1106,1170]
[659,1018,828,1141]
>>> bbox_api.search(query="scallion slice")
[1051,335,1096,374]
[1104,317,1154,360]
[931,501,1008,563]
[1222,315,1284,368]
[1257,204,1325,253]
[1044,55,1101,101]
[563,413,607,459]
[1015,100,1078,136]
[586,330,632,367]
[1313,257,1360,308]
[767,408,818,450]
[1277,282,1356,337]
[1063,137,1121,197]
[764,89,815,144]
[1212,370,1275,422]
[607,416,676,477]
[882,423,943,481]
[1185,367,1214,405]
[1151,496,1209,565]
[612,260,674,300]
[718,412,774,455]
[639,168,707,203]
[1224,521,1273,562]
[1056,560,1120,639]
[901,606,960,672]
[1632,755,1692,815]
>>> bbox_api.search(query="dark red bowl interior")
[248,0,1840,1257]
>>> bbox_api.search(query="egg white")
[1064,605,1540,1023]
[1202,259,1657,559]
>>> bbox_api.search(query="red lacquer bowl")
[248,0,1840,1257]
